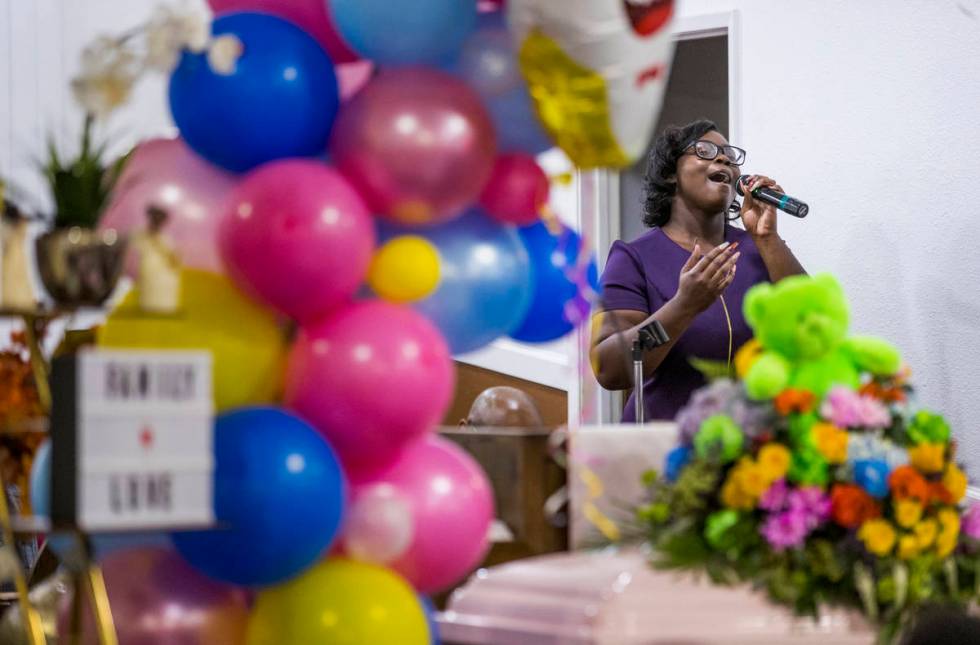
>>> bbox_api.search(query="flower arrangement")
[640,274,980,641]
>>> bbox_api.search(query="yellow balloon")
[368,235,440,303]
[247,559,430,645]
[97,269,287,412]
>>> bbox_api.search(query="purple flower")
[788,486,832,530]
[761,510,809,551]
[820,386,891,429]
[963,504,980,541]
[677,380,773,444]
[760,479,790,512]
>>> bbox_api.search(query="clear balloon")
[59,546,249,645]
[247,559,430,645]
[342,483,414,564]
[331,68,496,225]
[171,407,347,587]
[510,220,599,343]
[285,301,455,474]
[377,209,532,354]
[329,0,476,66]
[350,435,494,594]
[449,11,552,155]
[29,440,50,517]
[207,0,360,63]
[220,159,375,323]
[169,13,339,173]
[100,138,237,276]
[479,153,549,225]
[98,270,288,412]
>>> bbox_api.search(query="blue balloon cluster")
[378,209,533,355]
[511,221,599,343]
[331,0,477,67]
[171,407,347,587]
[169,12,339,173]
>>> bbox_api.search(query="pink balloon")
[478,153,550,225]
[100,138,237,275]
[337,60,374,101]
[350,435,494,594]
[220,159,375,322]
[285,300,455,472]
[331,67,496,225]
[59,546,249,644]
[207,0,359,63]
[342,483,414,564]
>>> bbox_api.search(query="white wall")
[674,0,980,473]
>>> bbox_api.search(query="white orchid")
[70,36,141,118]
[144,4,209,73]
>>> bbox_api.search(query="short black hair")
[641,119,719,228]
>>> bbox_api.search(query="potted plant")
[34,114,130,308]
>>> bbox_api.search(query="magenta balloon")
[350,435,494,594]
[337,60,374,101]
[478,153,549,225]
[285,300,454,473]
[59,546,249,644]
[207,0,359,63]
[100,138,236,275]
[331,67,496,225]
[219,159,375,323]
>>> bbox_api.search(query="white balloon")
[508,0,676,168]
[342,484,414,565]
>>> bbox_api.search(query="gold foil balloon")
[98,269,288,412]
[508,0,676,168]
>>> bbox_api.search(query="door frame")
[571,10,742,427]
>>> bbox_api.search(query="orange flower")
[889,465,929,502]
[859,380,907,404]
[774,389,816,416]
[928,481,953,505]
[831,484,882,529]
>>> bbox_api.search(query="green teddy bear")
[741,274,901,401]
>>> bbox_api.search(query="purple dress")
[599,225,770,422]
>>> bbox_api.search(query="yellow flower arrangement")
[942,464,968,504]
[936,508,960,558]
[757,444,791,483]
[898,534,920,560]
[894,499,923,529]
[913,518,938,550]
[812,423,848,464]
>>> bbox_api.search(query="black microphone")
[736,175,809,218]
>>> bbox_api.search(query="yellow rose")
[894,499,923,529]
[757,444,791,483]
[858,519,897,556]
[936,508,961,558]
[732,462,769,498]
[942,464,968,504]
[908,443,945,474]
[812,423,848,464]
[913,518,938,550]
[720,480,754,510]
[734,339,763,378]
[898,535,920,560]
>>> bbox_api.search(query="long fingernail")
[718,241,730,249]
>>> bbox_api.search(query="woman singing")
[590,119,806,422]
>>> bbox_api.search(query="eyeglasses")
[685,140,746,166]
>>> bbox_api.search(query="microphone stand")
[631,321,670,425]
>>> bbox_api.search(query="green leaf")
[689,357,735,381]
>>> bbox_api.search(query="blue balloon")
[169,13,339,173]
[171,407,347,587]
[29,440,50,517]
[378,209,533,355]
[420,595,442,645]
[854,459,891,499]
[510,222,599,343]
[445,12,552,155]
[665,445,693,483]
[331,0,476,66]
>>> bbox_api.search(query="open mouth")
[708,170,733,185]
[623,0,674,36]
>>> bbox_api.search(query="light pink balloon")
[100,138,237,275]
[478,153,549,225]
[331,67,496,225]
[59,546,249,645]
[350,435,494,594]
[285,300,455,473]
[219,159,375,323]
[337,60,374,101]
[207,0,359,63]
[342,483,414,564]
